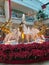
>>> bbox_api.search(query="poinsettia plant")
[0,42,49,64]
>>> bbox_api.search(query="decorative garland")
[0,42,49,64]
[36,10,48,20]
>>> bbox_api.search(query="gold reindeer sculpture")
[1,19,12,34]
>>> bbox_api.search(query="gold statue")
[33,21,47,35]
[1,19,12,34]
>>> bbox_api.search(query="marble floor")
[0,61,49,65]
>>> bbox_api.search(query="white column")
[4,0,10,22]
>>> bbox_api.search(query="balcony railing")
[11,16,34,25]
[0,15,49,25]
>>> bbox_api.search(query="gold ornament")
[21,32,25,39]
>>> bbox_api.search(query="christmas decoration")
[36,10,48,20]
[1,19,12,34]
[33,21,48,36]
[42,2,49,9]
[0,42,49,64]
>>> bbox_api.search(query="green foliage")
[36,10,48,20]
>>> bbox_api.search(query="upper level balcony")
[0,15,34,26]
[0,13,49,25]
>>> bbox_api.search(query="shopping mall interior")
[0,0,49,65]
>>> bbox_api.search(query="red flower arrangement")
[0,42,49,64]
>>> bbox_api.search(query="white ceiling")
[0,0,49,17]
[12,0,49,17]
[12,0,42,11]
[39,0,49,4]
[11,2,36,15]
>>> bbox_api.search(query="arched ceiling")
[12,0,49,17]
[11,1,36,15]
[0,0,49,17]
[12,0,43,11]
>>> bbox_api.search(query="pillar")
[4,0,11,22]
